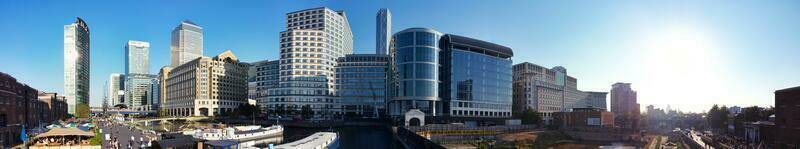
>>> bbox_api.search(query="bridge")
[132,116,211,124]
[90,108,156,115]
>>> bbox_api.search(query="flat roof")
[275,132,337,149]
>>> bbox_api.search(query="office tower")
[512,63,607,124]
[126,40,150,74]
[249,60,279,112]
[124,40,154,111]
[170,20,203,67]
[125,74,156,111]
[610,82,639,128]
[265,7,353,119]
[64,17,90,117]
[439,34,514,120]
[163,51,249,117]
[389,28,443,118]
[376,8,391,55]
[335,54,390,118]
[109,73,125,106]
[389,28,516,125]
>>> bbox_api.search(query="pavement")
[99,120,160,149]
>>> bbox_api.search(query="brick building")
[775,86,800,148]
[0,72,68,147]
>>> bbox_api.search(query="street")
[99,120,159,149]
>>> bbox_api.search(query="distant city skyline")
[2,1,799,112]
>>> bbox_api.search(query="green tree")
[518,109,542,125]
[76,103,91,118]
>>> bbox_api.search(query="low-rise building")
[0,72,67,147]
[552,108,614,128]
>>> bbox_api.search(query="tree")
[518,109,542,125]
[76,103,91,118]
[234,104,261,118]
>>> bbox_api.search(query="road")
[99,120,160,149]
[687,130,714,149]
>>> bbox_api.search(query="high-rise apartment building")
[335,54,390,118]
[126,40,150,74]
[170,20,203,67]
[610,82,639,128]
[264,7,353,119]
[64,17,90,117]
[163,51,248,117]
[109,73,125,106]
[512,63,607,124]
[376,8,391,55]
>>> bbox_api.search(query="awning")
[34,127,94,138]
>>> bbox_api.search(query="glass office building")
[376,8,391,55]
[335,54,390,118]
[440,34,513,119]
[64,17,90,116]
[389,28,443,117]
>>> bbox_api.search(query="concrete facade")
[163,51,249,117]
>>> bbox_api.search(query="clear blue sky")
[1,0,798,112]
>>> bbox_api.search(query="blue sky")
[1,0,798,112]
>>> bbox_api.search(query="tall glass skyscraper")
[125,40,154,111]
[64,17,90,117]
[376,8,391,55]
[264,7,353,119]
[170,20,203,67]
[126,40,150,74]
[389,28,443,117]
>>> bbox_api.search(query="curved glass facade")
[389,28,442,117]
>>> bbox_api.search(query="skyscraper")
[170,20,203,67]
[376,8,391,55]
[265,7,353,119]
[64,17,90,117]
[109,73,125,106]
[125,40,150,74]
[124,40,154,111]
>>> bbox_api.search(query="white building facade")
[264,7,353,119]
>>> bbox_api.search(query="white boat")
[274,132,339,149]
[189,125,284,141]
